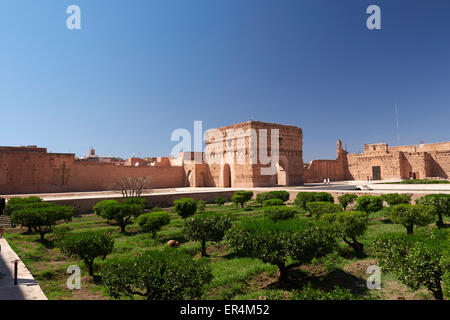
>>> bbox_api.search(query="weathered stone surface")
[1,122,448,194]
[304,140,450,182]
[0,121,304,194]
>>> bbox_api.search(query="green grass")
[3,200,447,300]
[208,257,277,288]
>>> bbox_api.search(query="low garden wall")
[45,188,450,214]
[49,190,237,214]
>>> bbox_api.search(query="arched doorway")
[223,164,231,187]
[276,162,288,186]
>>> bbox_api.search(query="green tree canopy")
[184,213,233,256]
[225,217,336,280]
[93,199,145,233]
[389,204,435,235]
[12,205,73,240]
[102,249,213,300]
[321,211,368,254]
[372,231,450,300]
[137,211,170,238]
[57,231,114,277]
[416,194,450,228]
[380,193,412,206]
[294,192,334,210]
[306,201,343,218]
[231,191,254,208]
[355,195,383,214]
[337,194,358,210]
[173,198,197,218]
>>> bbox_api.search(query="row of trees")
[251,191,450,299]
[55,228,213,299]
[54,189,450,300]
[7,190,449,300]
[5,197,73,240]
[54,196,231,298]
[295,191,450,234]
[91,195,234,240]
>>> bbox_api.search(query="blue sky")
[1,0,449,162]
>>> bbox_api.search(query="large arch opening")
[198,172,206,187]
[222,164,231,188]
[186,170,193,187]
[275,162,288,186]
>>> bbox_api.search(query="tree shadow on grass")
[36,238,55,249]
[263,268,369,298]
[92,274,103,284]
[124,229,145,237]
[337,247,368,260]
[20,230,35,235]
[222,250,251,260]
[306,269,368,296]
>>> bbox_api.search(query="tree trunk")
[437,214,444,228]
[39,232,45,241]
[343,237,364,255]
[348,237,364,255]
[87,262,94,277]
[152,230,157,239]
[120,222,126,233]
[353,239,364,254]
[201,241,208,257]
[432,286,443,300]
[406,225,414,235]
[278,264,288,281]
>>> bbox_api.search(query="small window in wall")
[373,146,377,150]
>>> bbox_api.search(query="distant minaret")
[337,139,344,160]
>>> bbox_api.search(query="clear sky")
[1,0,449,162]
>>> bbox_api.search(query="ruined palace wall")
[304,159,345,183]
[0,150,186,194]
[399,153,428,179]
[426,151,450,179]
[251,122,303,186]
[204,121,254,187]
[345,153,402,180]
[304,140,450,182]
[0,150,76,194]
[69,161,186,191]
[205,121,255,187]
[205,121,304,187]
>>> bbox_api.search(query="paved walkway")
[0,237,47,300]
[1,181,450,203]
